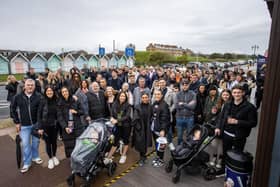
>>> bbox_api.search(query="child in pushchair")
[172,128,202,157]
[67,119,117,187]
[165,124,217,183]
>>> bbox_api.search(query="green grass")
[0,74,24,82]
[0,118,13,129]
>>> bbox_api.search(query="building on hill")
[146,43,194,56]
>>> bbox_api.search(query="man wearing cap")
[128,72,137,93]
[175,80,197,145]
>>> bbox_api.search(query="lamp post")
[251,45,259,63]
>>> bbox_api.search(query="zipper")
[27,97,34,125]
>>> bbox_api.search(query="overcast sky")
[0,0,271,54]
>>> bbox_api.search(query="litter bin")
[225,150,253,187]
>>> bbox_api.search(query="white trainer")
[20,165,30,173]
[52,157,60,166]
[119,155,127,164]
[32,158,43,164]
[48,159,54,169]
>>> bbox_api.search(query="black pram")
[165,124,216,183]
[67,119,117,187]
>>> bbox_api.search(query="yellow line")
[103,150,156,187]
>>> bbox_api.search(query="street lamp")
[251,45,259,62]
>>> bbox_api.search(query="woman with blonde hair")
[6,75,18,102]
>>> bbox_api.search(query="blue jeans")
[20,125,40,166]
[176,117,194,145]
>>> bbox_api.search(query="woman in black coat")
[194,84,207,124]
[105,91,132,164]
[37,85,59,169]
[151,89,170,167]
[132,92,153,166]
[5,75,19,102]
[57,86,85,158]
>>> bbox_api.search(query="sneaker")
[20,165,30,173]
[157,159,164,167]
[153,159,164,167]
[152,157,159,164]
[32,158,43,164]
[138,159,145,167]
[52,157,60,166]
[119,155,127,164]
[209,156,216,166]
[104,157,112,165]
[216,158,222,169]
[48,159,54,169]
[119,155,126,164]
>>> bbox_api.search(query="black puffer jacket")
[151,99,170,133]
[37,97,57,129]
[57,96,85,157]
[5,82,19,101]
[86,90,108,120]
[217,99,257,139]
[11,92,41,126]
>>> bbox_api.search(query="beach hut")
[99,55,110,69]
[8,52,29,74]
[73,54,88,70]
[0,54,9,74]
[118,55,128,68]
[108,54,119,68]
[127,57,135,68]
[45,52,61,72]
[28,52,47,73]
[59,53,75,72]
[86,54,99,69]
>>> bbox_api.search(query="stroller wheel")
[202,167,217,181]
[108,162,117,177]
[66,174,75,187]
[172,170,181,184]
[165,159,173,173]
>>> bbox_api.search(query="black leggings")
[153,133,164,160]
[44,125,58,158]
[113,125,131,147]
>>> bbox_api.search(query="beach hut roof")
[0,54,9,62]
[7,51,29,62]
[27,52,47,61]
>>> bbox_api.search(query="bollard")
[225,150,253,187]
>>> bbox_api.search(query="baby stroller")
[67,118,117,187]
[165,123,217,183]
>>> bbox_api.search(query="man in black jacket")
[215,85,257,157]
[11,79,43,173]
[86,82,108,120]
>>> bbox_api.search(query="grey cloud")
[0,0,272,54]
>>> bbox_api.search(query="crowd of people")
[5,63,259,175]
